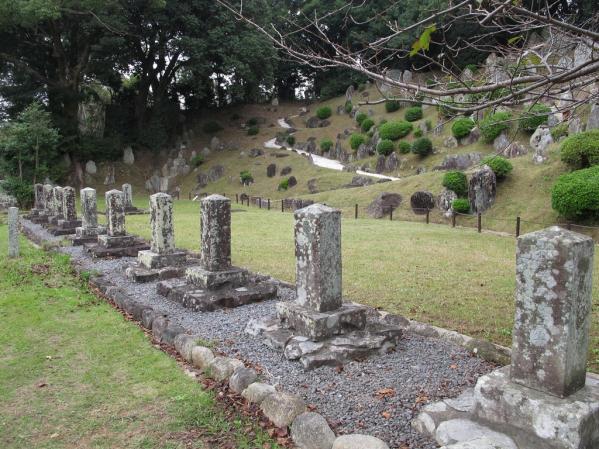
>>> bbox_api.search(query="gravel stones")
[332,434,389,449]
[291,412,335,449]
[261,391,306,428]
[229,367,258,394]
[191,346,215,370]
[242,382,276,404]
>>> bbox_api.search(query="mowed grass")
[123,200,599,372]
[0,229,280,449]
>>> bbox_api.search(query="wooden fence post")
[452,214,456,228]
[355,204,358,219]
[281,200,284,212]
[235,193,239,204]
[477,213,482,233]
[516,216,521,237]
[389,208,393,221]
[426,209,430,224]
[268,199,271,210]
[259,197,262,209]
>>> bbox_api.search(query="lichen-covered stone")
[43,184,53,213]
[105,189,126,236]
[191,346,215,370]
[8,207,19,258]
[260,391,306,428]
[242,382,276,404]
[33,183,44,210]
[291,412,336,449]
[173,334,198,362]
[149,193,175,254]
[229,367,257,394]
[294,204,342,312]
[52,186,64,219]
[122,183,133,209]
[511,226,594,397]
[468,166,496,213]
[80,188,98,228]
[208,356,244,381]
[410,191,435,215]
[200,194,231,271]
[61,186,77,221]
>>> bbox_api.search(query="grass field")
[121,199,599,373]
[0,231,280,449]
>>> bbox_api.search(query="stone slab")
[277,301,367,340]
[86,239,150,258]
[98,234,135,248]
[157,279,277,312]
[185,265,248,289]
[138,250,187,270]
[125,265,186,283]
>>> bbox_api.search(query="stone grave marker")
[73,188,106,245]
[8,207,19,258]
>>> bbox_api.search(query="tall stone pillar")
[49,186,64,224]
[8,207,19,258]
[294,204,342,312]
[137,193,186,270]
[105,189,125,236]
[80,188,98,229]
[43,184,53,214]
[33,183,44,210]
[122,183,133,210]
[511,226,594,397]
[61,186,77,221]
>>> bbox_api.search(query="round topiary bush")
[385,100,401,113]
[398,141,411,154]
[320,138,333,152]
[551,165,599,220]
[355,112,368,125]
[480,111,511,143]
[411,137,433,156]
[414,128,423,138]
[190,154,204,168]
[442,171,468,197]
[247,125,259,136]
[350,133,367,150]
[518,103,551,132]
[452,198,470,214]
[240,170,254,185]
[405,106,423,122]
[316,106,332,120]
[377,139,395,156]
[361,118,375,133]
[278,178,289,191]
[344,101,353,114]
[559,129,599,169]
[482,156,513,180]
[286,135,296,146]
[451,118,475,139]
[379,121,413,140]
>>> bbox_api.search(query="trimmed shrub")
[202,121,223,134]
[1,177,33,208]
[278,178,289,191]
[377,139,395,156]
[518,103,551,132]
[560,130,599,169]
[480,112,511,143]
[405,106,423,122]
[361,118,375,132]
[551,165,599,220]
[482,156,513,180]
[316,106,332,120]
[411,137,433,156]
[190,154,204,168]
[344,101,353,114]
[320,138,333,152]
[355,112,368,125]
[451,118,475,139]
[452,198,470,214]
[247,125,259,136]
[286,135,296,146]
[246,117,258,126]
[379,118,388,125]
[350,133,367,150]
[379,121,413,140]
[385,100,401,113]
[414,128,423,138]
[442,171,468,197]
[550,122,569,141]
[425,119,433,131]
[398,141,412,154]
[239,170,253,185]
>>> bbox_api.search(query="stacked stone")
[74,188,105,244]
[8,207,19,258]
[137,193,186,270]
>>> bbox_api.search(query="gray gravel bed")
[31,224,494,449]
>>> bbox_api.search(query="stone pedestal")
[156,194,276,310]
[31,184,54,224]
[248,203,401,369]
[121,183,145,214]
[412,227,599,449]
[86,189,148,257]
[73,188,106,245]
[26,184,45,219]
[126,193,187,282]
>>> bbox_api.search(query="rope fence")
[190,192,599,242]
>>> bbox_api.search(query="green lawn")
[0,231,279,449]
[126,200,599,372]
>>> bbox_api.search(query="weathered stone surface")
[80,188,98,228]
[51,186,64,221]
[511,227,594,397]
[208,165,225,182]
[439,437,517,449]
[375,155,386,174]
[468,166,496,213]
[8,207,19,258]
[294,204,342,312]
[242,382,276,404]
[105,189,126,236]
[587,103,599,130]
[501,141,528,159]
[191,346,215,370]
[174,334,198,362]
[366,193,402,218]
[137,250,186,270]
[261,392,306,428]
[267,163,277,177]
[33,183,44,210]
[123,146,135,165]
[346,176,373,188]
[288,176,297,187]
[568,116,584,135]
[249,148,264,158]
[122,183,133,209]
[281,166,292,176]
[472,367,599,449]
[200,194,231,271]
[529,126,553,152]
[43,184,53,213]
[410,191,435,214]
[435,419,517,448]
[443,136,458,149]
[492,132,510,152]
[291,412,336,449]
[148,193,175,254]
[385,152,399,172]
[185,266,248,290]
[435,153,481,170]
[61,186,77,221]
[437,189,458,217]
[332,434,389,449]
[229,367,257,394]
[85,160,97,174]
[208,356,244,381]
[459,127,480,146]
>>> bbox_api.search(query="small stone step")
[436,419,517,449]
